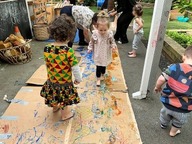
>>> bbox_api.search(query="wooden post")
[132,0,173,99]
[26,0,33,36]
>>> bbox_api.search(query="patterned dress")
[88,30,117,66]
[40,45,80,109]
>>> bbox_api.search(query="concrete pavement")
[0,30,192,143]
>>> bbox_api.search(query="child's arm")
[135,18,143,34]
[87,35,94,53]
[72,65,82,84]
[67,48,82,84]
[154,75,166,93]
[109,31,117,51]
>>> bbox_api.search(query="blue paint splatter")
[79,91,88,101]
[20,88,33,92]
[34,110,38,117]
[75,47,84,52]
[111,76,117,82]
[90,90,96,97]
[36,131,44,143]
[0,134,12,139]
[16,134,23,144]
[59,130,64,135]
[0,116,18,120]
[80,52,95,79]
[11,99,29,105]
[102,96,108,104]
[37,117,47,128]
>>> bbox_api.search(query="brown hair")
[92,12,98,25]
[184,46,192,59]
[49,14,76,42]
[133,4,143,16]
[96,11,110,28]
[90,12,98,32]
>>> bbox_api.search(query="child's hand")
[74,80,80,85]
[87,49,92,53]
[109,11,116,17]
[154,87,162,93]
[134,30,138,34]
[112,47,117,52]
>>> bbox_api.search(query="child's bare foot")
[53,106,60,113]
[128,51,133,55]
[60,107,74,121]
[169,126,181,137]
[128,53,137,58]
[61,112,74,121]
[96,79,101,87]
[100,74,105,80]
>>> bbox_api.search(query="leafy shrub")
[142,0,155,3]
[167,31,192,48]
[84,0,96,6]
[173,0,192,17]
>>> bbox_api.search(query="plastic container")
[177,16,189,22]
[97,0,105,7]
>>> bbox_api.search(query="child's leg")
[129,33,142,58]
[53,105,60,113]
[159,106,172,128]
[169,126,181,137]
[100,66,106,80]
[61,106,74,121]
[96,66,102,86]
[169,112,187,137]
[96,66,102,78]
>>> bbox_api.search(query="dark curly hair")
[49,14,76,42]
[133,4,143,17]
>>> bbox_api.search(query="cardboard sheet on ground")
[0,87,69,144]
[26,65,47,85]
[69,90,141,144]
[2,47,142,143]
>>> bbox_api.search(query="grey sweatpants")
[160,106,188,128]
[132,33,143,50]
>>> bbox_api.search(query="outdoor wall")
[0,0,32,40]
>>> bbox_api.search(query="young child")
[40,14,82,121]
[128,4,144,58]
[155,46,192,137]
[88,11,117,86]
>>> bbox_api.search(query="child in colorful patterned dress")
[40,14,82,121]
[155,46,192,137]
[88,11,117,86]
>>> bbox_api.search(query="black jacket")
[116,0,136,13]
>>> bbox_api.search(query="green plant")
[84,0,96,6]
[173,0,192,17]
[141,0,155,3]
[167,31,192,48]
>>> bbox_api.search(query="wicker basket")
[0,39,32,64]
[33,24,49,41]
